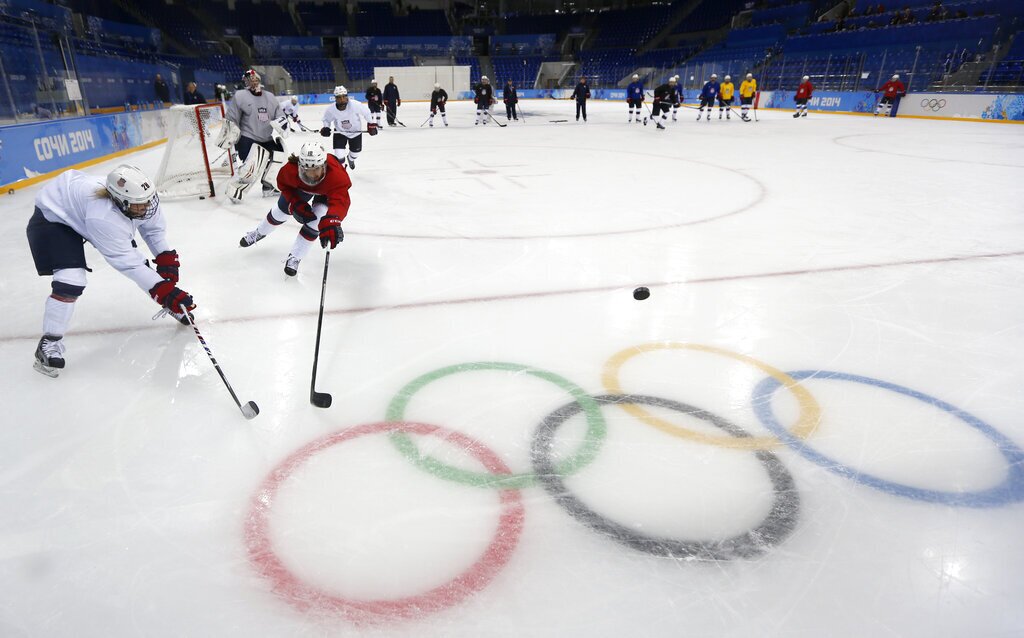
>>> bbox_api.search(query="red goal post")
[155,103,235,199]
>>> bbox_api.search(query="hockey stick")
[310,249,333,408]
[485,110,507,127]
[181,311,259,419]
[419,115,431,127]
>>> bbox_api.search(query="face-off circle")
[530,394,801,559]
[385,362,609,489]
[245,421,525,623]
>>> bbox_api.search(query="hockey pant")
[429,104,447,125]
[256,193,331,260]
[368,104,383,127]
[650,100,669,125]
[718,97,733,117]
[699,97,715,117]
[627,98,643,121]
[332,132,362,164]
[795,98,809,115]
[741,95,753,117]
[27,207,89,337]
[876,96,895,116]
[475,103,491,124]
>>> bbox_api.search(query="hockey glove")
[318,214,343,249]
[289,200,316,224]
[320,127,331,137]
[150,280,195,314]
[431,108,437,115]
[367,123,378,136]
[154,250,180,284]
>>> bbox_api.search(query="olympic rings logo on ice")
[920,98,947,111]
[246,342,1024,624]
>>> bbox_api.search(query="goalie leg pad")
[227,143,270,201]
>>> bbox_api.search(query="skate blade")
[33,361,60,378]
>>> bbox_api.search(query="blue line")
[752,370,1024,507]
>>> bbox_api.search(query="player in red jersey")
[794,75,813,118]
[237,142,351,276]
[875,74,906,117]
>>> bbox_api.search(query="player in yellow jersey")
[739,73,757,121]
[719,75,735,119]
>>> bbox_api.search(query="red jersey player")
[875,74,906,117]
[794,75,813,118]
[238,142,351,276]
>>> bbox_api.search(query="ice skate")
[33,334,65,378]
[239,229,266,248]
[284,254,301,277]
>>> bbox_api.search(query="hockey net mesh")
[156,104,234,199]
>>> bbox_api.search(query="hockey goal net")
[155,103,234,199]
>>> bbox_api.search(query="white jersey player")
[280,95,301,132]
[219,69,287,202]
[319,85,376,170]
[26,166,196,377]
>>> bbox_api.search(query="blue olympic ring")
[752,370,1024,507]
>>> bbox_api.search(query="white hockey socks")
[43,296,75,337]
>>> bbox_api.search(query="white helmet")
[106,164,159,219]
[333,85,348,97]
[481,75,489,82]
[669,76,677,83]
[802,75,810,81]
[370,78,377,85]
[290,95,298,104]
[725,75,731,81]
[746,73,753,79]
[632,74,639,79]
[434,82,440,89]
[673,74,680,80]
[711,73,718,79]
[296,143,328,186]
[892,74,900,80]
[243,69,261,92]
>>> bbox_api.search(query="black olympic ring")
[920,98,947,111]
[530,394,800,560]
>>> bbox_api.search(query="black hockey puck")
[633,287,650,301]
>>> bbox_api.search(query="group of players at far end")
[625,71,906,125]
[626,73,760,128]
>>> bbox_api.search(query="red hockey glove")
[289,200,316,224]
[367,123,378,136]
[150,280,195,314]
[318,214,343,249]
[154,250,180,283]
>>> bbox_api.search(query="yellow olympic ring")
[602,342,821,450]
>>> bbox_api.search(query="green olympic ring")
[385,362,607,489]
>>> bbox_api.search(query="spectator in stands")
[183,82,205,105]
[503,80,519,121]
[570,76,591,122]
[154,74,171,104]
[383,76,401,126]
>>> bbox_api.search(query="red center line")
[3,249,1022,344]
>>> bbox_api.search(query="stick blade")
[241,401,260,420]
[311,391,332,408]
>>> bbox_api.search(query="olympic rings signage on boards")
[246,342,1024,623]
[920,98,947,111]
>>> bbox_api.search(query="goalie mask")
[243,69,262,94]
[296,143,328,186]
[106,164,159,220]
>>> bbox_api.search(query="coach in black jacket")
[383,76,401,125]
[570,77,591,122]
[503,80,519,121]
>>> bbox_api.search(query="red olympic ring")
[245,421,525,624]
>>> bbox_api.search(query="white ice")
[1,99,1023,637]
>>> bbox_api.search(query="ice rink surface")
[1,99,1023,637]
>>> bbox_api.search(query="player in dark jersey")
[474,76,495,126]
[429,83,448,127]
